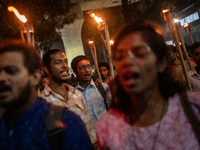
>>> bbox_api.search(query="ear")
[158,58,167,73]
[30,69,42,86]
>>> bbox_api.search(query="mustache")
[0,84,12,92]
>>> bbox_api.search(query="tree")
[0,0,77,52]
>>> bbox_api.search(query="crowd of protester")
[0,19,200,150]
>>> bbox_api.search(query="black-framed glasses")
[77,64,92,70]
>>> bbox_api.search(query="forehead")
[99,66,107,70]
[116,32,146,50]
[193,47,200,53]
[0,51,25,67]
[77,60,90,66]
[50,51,67,61]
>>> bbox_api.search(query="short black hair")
[71,55,91,71]
[42,49,64,70]
[0,39,41,74]
[190,41,200,54]
[98,62,110,70]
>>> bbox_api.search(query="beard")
[0,81,32,110]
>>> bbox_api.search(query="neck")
[102,76,110,84]
[7,90,37,125]
[79,80,91,89]
[129,86,168,127]
[48,79,68,97]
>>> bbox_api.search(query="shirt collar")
[76,79,95,90]
[43,84,84,110]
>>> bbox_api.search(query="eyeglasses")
[77,64,92,70]
[114,46,151,61]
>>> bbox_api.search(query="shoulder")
[67,84,84,97]
[96,109,125,128]
[187,91,200,106]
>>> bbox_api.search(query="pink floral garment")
[96,92,200,150]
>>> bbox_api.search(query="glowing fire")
[8,6,27,23]
[162,9,170,13]
[184,23,188,28]
[173,19,179,23]
[88,40,94,44]
[90,13,103,23]
[109,40,114,45]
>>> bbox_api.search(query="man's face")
[0,52,34,109]
[192,47,200,66]
[76,60,92,82]
[48,51,70,83]
[99,66,109,79]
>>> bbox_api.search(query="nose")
[62,61,69,68]
[0,71,7,82]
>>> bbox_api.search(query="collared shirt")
[41,84,96,144]
[188,68,200,92]
[76,80,111,130]
[0,97,92,150]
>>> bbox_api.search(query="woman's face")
[114,32,165,95]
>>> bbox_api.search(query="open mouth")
[123,71,139,81]
[60,70,69,76]
[0,86,11,98]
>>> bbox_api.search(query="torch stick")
[90,13,115,78]
[162,9,192,91]
[8,6,35,47]
[174,19,193,70]
[104,22,114,78]
[88,40,102,83]
[184,23,194,44]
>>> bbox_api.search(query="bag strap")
[94,81,109,110]
[179,91,200,146]
[46,105,65,150]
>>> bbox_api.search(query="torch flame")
[8,6,27,23]
[173,18,179,23]
[184,23,188,28]
[109,40,114,45]
[162,9,170,13]
[90,13,103,23]
[88,40,94,44]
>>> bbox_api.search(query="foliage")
[0,0,77,51]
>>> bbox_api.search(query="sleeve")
[61,108,93,150]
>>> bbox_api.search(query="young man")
[166,45,196,89]
[188,41,200,91]
[71,55,111,130]
[98,62,112,85]
[0,40,92,150]
[41,49,96,146]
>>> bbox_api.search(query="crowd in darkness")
[0,19,200,150]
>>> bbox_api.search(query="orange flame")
[8,6,27,23]
[162,9,170,13]
[184,23,188,28]
[88,40,94,44]
[173,18,179,23]
[109,40,114,45]
[90,13,103,23]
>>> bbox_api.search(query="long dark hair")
[110,19,185,115]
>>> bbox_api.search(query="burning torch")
[89,12,114,78]
[8,6,35,47]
